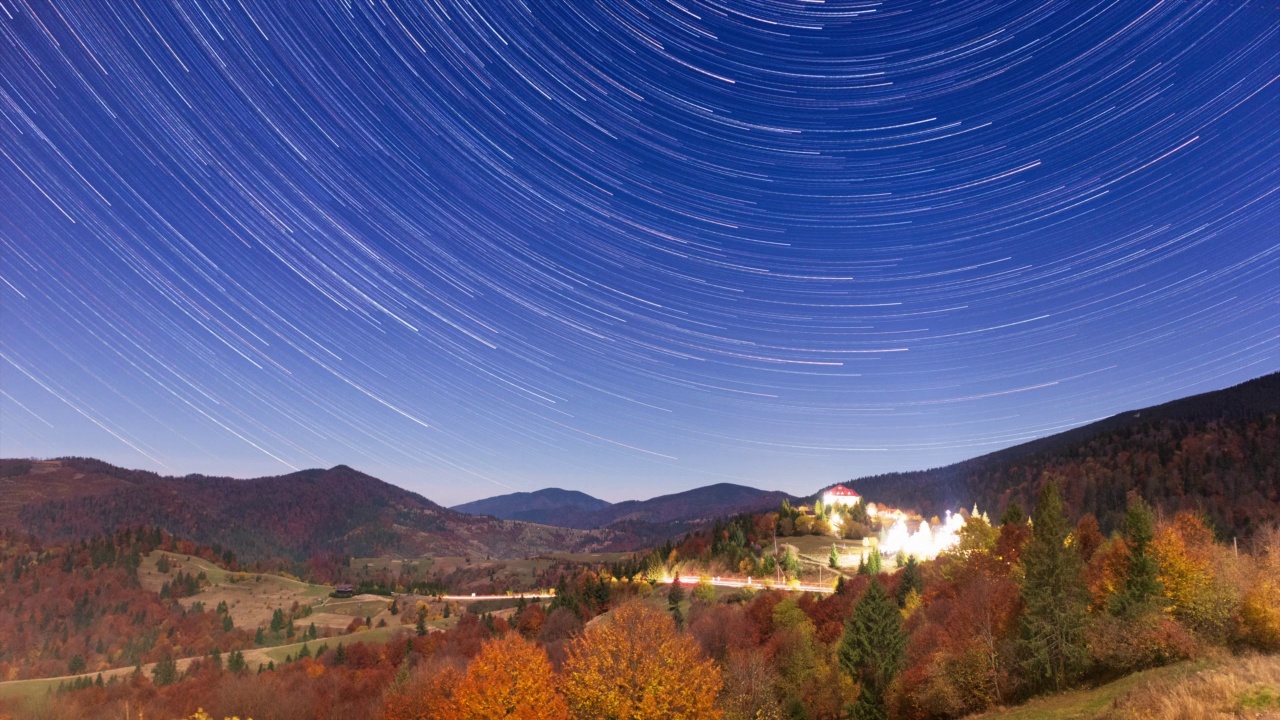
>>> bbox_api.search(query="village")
[791,483,980,572]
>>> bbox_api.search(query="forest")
[850,412,1280,537]
[5,481,1279,720]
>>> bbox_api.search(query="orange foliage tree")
[451,634,567,720]
[381,661,464,720]
[562,603,722,720]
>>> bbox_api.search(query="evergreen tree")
[227,649,245,673]
[297,643,311,659]
[838,579,907,720]
[835,575,847,594]
[829,544,840,569]
[269,608,285,633]
[415,605,428,636]
[780,547,802,578]
[1108,493,1162,618]
[1000,502,1026,526]
[896,555,923,607]
[866,547,883,574]
[1019,481,1090,691]
[334,643,346,666]
[209,648,222,670]
[668,574,686,628]
[152,654,178,687]
[254,627,265,645]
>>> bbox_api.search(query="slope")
[0,458,611,561]
[845,372,1280,533]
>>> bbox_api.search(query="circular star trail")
[1,0,1277,503]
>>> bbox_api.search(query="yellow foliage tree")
[1239,528,1280,651]
[1152,512,1237,638]
[562,602,722,720]
[451,634,568,720]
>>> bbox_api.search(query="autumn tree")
[1240,527,1280,651]
[449,634,567,720]
[1071,513,1104,564]
[562,602,722,720]
[382,660,464,720]
[838,578,906,720]
[1019,481,1090,692]
[1152,512,1237,639]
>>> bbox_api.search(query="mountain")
[844,372,1280,534]
[576,483,797,529]
[0,458,612,562]
[455,482,799,531]
[452,488,612,526]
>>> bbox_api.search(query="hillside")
[0,459,611,562]
[455,482,798,531]
[846,372,1280,534]
[451,488,612,526]
[576,482,798,529]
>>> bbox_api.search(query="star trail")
[1,0,1277,504]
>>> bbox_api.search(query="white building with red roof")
[821,483,862,509]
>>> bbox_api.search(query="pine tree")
[335,643,347,665]
[1109,493,1162,618]
[866,547,883,574]
[829,544,840,569]
[896,555,923,607]
[227,649,245,673]
[152,653,178,686]
[1001,502,1026,526]
[1019,481,1090,691]
[838,578,906,720]
[668,574,686,628]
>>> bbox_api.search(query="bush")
[1088,610,1198,676]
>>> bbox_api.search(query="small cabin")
[333,584,355,598]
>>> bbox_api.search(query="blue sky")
[2,0,1276,505]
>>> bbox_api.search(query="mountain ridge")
[451,487,612,525]
[453,482,799,530]
[842,372,1280,533]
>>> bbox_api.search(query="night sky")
[2,1,1277,505]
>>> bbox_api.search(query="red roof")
[825,484,861,497]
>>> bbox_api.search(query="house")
[333,583,355,598]
[821,484,862,509]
